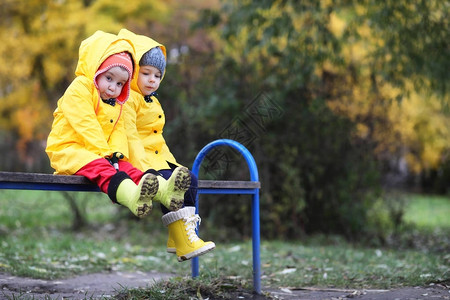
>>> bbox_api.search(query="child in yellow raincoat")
[46,30,191,218]
[118,28,215,262]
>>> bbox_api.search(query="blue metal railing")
[191,139,261,294]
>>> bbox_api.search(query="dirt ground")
[0,271,448,300]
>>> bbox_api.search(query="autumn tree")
[0,0,169,171]
[185,0,450,240]
[327,0,450,181]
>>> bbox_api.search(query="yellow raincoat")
[118,28,179,171]
[46,31,136,175]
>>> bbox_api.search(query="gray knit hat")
[139,46,166,76]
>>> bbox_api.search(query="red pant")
[76,158,144,193]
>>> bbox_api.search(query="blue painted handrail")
[191,139,261,294]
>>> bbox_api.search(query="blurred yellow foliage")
[220,1,449,175]
[319,3,450,174]
[326,55,450,174]
[328,12,346,38]
[0,0,170,163]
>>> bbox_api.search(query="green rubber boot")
[154,166,191,211]
[115,173,159,218]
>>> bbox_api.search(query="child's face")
[137,65,161,96]
[96,66,129,100]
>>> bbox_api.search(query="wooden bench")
[0,139,262,294]
[0,171,260,192]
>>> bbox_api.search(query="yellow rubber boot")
[154,166,191,211]
[116,174,159,218]
[162,207,215,262]
[166,231,176,254]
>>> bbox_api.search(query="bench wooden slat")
[198,180,260,189]
[0,171,92,185]
[0,171,260,190]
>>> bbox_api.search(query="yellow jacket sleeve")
[59,77,111,156]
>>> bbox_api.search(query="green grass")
[0,190,449,299]
[261,240,448,289]
[0,190,191,279]
[403,193,450,229]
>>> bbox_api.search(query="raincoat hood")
[118,28,167,94]
[46,30,137,175]
[75,30,137,104]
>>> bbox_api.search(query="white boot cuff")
[161,206,196,226]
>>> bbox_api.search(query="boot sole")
[167,167,191,211]
[136,174,159,218]
[177,242,216,262]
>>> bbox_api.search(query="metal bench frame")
[191,139,261,294]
